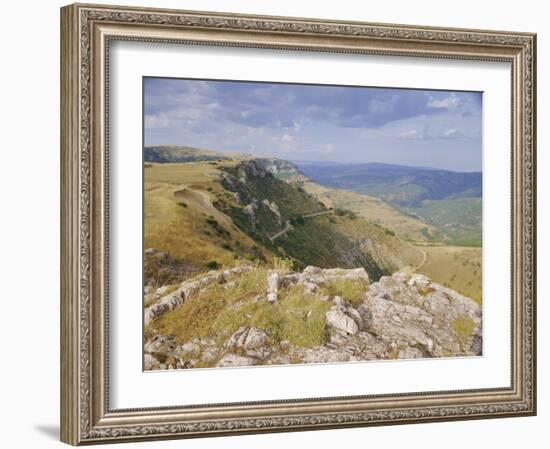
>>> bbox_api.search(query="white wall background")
[0,0,545,448]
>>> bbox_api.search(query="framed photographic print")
[60,3,537,445]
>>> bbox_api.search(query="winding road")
[268,210,334,242]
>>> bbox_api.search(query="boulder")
[325,306,362,335]
[144,334,177,354]
[267,271,279,302]
[178,341,200,356]
[144,353,160,370]
[225,326,269,351]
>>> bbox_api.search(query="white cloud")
[144,113,169,129]
[427,94,460,110]
[398,129,423,140]
[442,128,461,138]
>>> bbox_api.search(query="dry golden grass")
[318,278,369,306]
[415,245,482,303]
[152,272,331,350]
[144,160,238,184]
[144,162,273,271]
[452,315,477,347]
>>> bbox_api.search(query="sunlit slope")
[415,244,482,304]
[303,181,443,242]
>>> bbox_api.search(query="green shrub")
[318,278,368,305]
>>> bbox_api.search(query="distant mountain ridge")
[144,145,235,163]
[295,161,482,207]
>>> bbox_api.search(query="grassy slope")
[405,197,482,246]
[144,161,273,278]
[301,179,481,302]
[147,268,367,366]
[415,244,482,303]
[218,161,423,280]
[303,181,443,242]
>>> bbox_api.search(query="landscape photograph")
[142,77,483,371]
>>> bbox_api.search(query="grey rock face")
[144,334,177,354]
[363,272,482,357]
[325,305,363,335]
[144,353,160,370]
[299,347,351,363]
[217,354,256,367]
[225,326,270,358]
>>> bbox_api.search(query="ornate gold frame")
[60,3,536,445]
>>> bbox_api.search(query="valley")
[143,146,483,370]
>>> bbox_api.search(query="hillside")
[143,149,482,370]
[296,161,482,246]
[301,181,443,242]
[415,244,482,304]
[215,159,423,280]
[297,162,482,207]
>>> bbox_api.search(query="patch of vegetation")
[272,256,294,271]
[318,278,369,306]
[334,208,357,219]
[152,268,330,348]
[290,216,305,226]
[452,315,477,347]
[154,268,268,343]
[206,260,220,270]
[278,285,331,347]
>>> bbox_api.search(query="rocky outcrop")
[225,326,270,352]
[144,265,253,325]
[262,199,281,224]
[144,267,482,370]
[326,304,363,335]
[264,266,369,303]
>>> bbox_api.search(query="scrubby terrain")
[144,265,481,370]
[143,146,483,370]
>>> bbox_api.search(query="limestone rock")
[225,326,269,351]
[144,353,160,370]
[325,306,363,335]
[144,334,177,354]
[267,271,279,302]
[217,354,256,367]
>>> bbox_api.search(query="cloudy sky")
[144,77,482,172]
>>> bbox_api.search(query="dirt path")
[302,210,333,218]
[268,210,333,242]
[412,247,428,272]
[268,220,292,242]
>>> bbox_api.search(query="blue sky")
[144,77,482,172]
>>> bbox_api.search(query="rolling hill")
[296,161,482,207]
[296,161,482,246]
[144,145,246,163]
[143,148,483,370]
